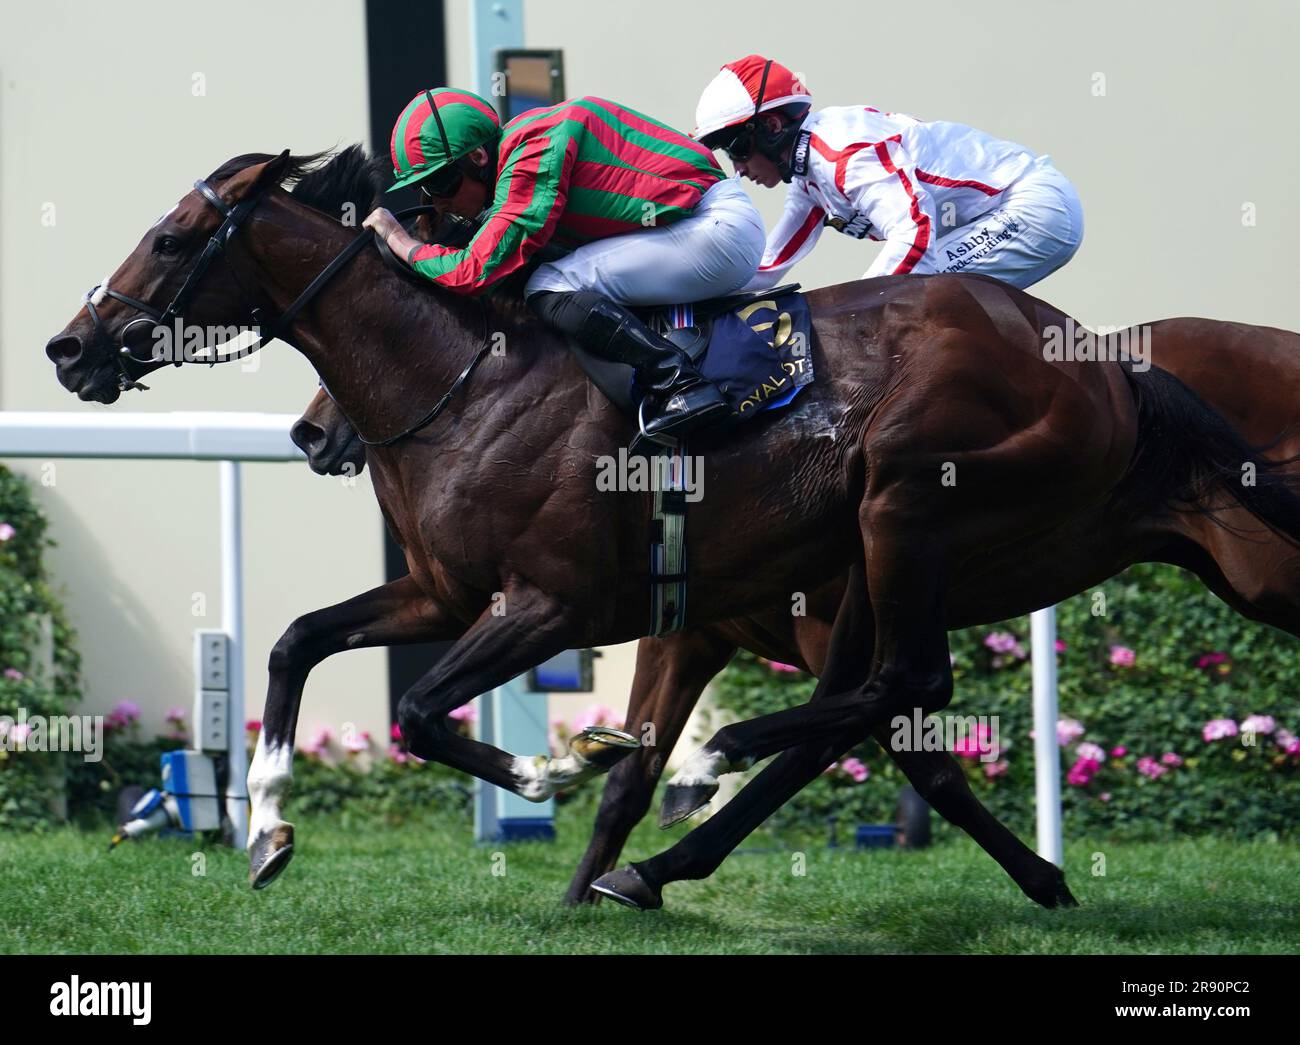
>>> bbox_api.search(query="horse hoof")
[589,866,663,911]
[570,726,640,770]
[248,822,295,890]
[1024,868,1078,909]
[659,782,717,828]
[1051,878,1079,909]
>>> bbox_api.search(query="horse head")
[45,152,297,404]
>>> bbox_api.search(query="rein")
[82,179,491,445]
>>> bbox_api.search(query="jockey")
[693,56,1083,292]
[363,89,766,441]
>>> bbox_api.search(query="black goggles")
[723,125,757,163]
[419,163,465,200]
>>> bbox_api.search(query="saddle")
[570,284,812,417]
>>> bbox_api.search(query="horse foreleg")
[248,575,460,889]
[395,585,637,797]
[564,630,736,906]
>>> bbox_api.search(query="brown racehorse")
[291,312,1300,909]
[45,149,1300,910]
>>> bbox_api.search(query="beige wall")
[4,0,1297,754]
[0,0,390,746]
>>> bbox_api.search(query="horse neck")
[233,190,490,438]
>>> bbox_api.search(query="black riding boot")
[529,291,729,441]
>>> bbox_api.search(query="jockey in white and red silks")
[694,55,1084,291]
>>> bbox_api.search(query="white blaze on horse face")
[247,735,293,847]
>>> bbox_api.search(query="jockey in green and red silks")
[364,88,767,442]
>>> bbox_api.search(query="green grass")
[2,806,1297,954]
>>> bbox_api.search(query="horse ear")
[259,150,293,188]
[219,150,294,204]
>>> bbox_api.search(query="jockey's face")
[733,150,783,188]
[427,146,493,219]
[729,114,789,188]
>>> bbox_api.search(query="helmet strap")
[425,90,453,163]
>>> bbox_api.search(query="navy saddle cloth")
[569,284,815,424]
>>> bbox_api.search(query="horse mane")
[206,145,388,221]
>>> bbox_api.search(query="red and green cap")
[388,87,501,192]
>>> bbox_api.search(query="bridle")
[82,180,272,388]
[80,175,494,446]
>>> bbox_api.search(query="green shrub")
[709,563,1300,840]
[0,465,83,830]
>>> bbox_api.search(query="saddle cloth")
[569,285,815,427]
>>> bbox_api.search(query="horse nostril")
[290,420,326,455]
[46,334,83,366]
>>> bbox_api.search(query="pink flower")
[1057,718,1085,746]
[164,707,186,724]
[1202,718,1238,742]
[387,743,408,764]
[0,523,14,541]
[1066,757,1099,786]
[1241,715,1275,736]
[1076,741,1107,763]
[1099,792,1112,802]
[301,726,333,757]
[342,730,371,754]
[573,704,617,732]
[105,700,142,732]
[3,668,23,681]
[840,757,870,783]
[1110,746,1127,758]
[1054,639,1067,653]
[245,719,262,734]
[1109,645,1136,668]
[1275,729,1299,755]
[984,760,1009,779]
[390,722,403,741]
[952,723,998,760]
[983,631,1027,664]
[763,659,801,674]
[448,703,477,724]
[10,723,31,744]
[1160,751,1183,767]
[1197,651,1229,668]
[1136,756,1167,780]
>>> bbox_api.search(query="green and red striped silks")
[408,96,725,294]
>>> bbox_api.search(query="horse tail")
[1121,364,1300,545]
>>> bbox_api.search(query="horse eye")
[154,234,181,256]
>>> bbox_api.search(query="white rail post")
[220,460,249,850]
[1030,606,1063,865]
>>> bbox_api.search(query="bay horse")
[290,311,1300,910]
[45,149,1300,909]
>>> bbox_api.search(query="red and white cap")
[694,55,812,141]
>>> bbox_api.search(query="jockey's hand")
[363,207,422,267]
